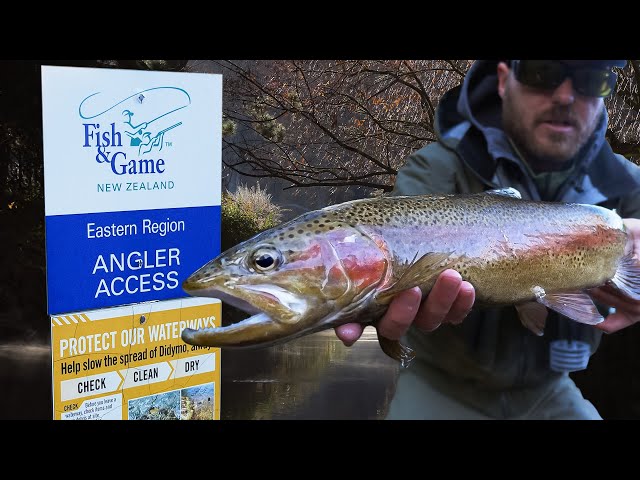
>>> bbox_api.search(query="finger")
[414,269,462,332]
[376,287,422,340]
[443,281,476,325]
[586,287,617,306]
[622,218,640,256]
[594,312,636,334]
[334,323,365,347]
[589,287,640,313]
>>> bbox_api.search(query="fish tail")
[610,253,640,301]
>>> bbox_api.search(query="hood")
[434,60,502,143]
[435,60,609,183]
[456,60,504,133]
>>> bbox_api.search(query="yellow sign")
[51,297,221,420]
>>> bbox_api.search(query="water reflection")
[220,326,400,420]
[0,343,52,420]
[0,328,399,420]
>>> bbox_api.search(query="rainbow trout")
[181,188,640,367]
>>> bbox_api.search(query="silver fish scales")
[180,188,640,367]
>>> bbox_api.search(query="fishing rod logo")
[79,87,191,178]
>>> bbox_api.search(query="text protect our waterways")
[58,315,217,360]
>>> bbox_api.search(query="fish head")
[181,211,390,347]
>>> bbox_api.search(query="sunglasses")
[511,60,618,98]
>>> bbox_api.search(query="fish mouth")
[181,282,310,348]
[238,284,307,323]
[195,288,263,316]
[181,312,283,348]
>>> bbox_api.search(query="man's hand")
[334,269,475,346]
[589,218,640,334]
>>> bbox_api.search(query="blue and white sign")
[42,65,222,315]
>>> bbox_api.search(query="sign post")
[42,65,222,419]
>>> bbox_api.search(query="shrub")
[221,183,284,251]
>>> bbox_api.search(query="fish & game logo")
[79,87,191,190]
[44,68,222,316]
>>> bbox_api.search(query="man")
[335,60,640,419]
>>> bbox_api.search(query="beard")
[501,87,603,172]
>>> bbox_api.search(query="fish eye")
[250,246,282,272]
[256,254,274,269]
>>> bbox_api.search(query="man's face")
[497,61,606,171]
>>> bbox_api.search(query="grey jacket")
[392,60,640,392]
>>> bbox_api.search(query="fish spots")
[326,194,523,228]
[181,189,629,344]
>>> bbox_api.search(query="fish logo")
[78,87,191,174]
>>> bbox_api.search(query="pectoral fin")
[531,286,604,325]
[515,301,548,336]
[376,331,415,368]
[375,252,454,304]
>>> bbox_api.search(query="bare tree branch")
[211,60,472,193]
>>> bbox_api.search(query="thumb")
[334,323,365,346]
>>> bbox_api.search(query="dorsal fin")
[485,187,522,199]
